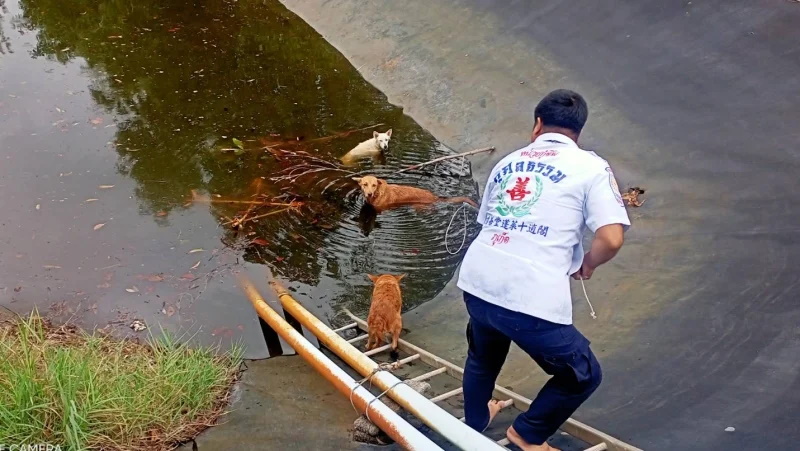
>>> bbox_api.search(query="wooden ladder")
[335,310,642,451]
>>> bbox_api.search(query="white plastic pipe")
[270,280,506,451]
[238,274,441,450]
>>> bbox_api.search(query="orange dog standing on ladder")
[366,274,407,360]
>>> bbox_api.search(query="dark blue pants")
[462,292,602,445]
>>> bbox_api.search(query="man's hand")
[571,259,595,280]
[571,224,625,280]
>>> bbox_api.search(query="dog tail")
[442,196,478,208]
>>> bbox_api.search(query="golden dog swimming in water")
[353,175,477,212]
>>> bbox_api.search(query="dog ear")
[367,274,379,283]
[373,131,379,139]
[386,129,392,137]
[378,179,386,185]
[351,177,362,183]
[394,273,407,282]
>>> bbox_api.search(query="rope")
[348,362,398,416]
[349,367,382,414]
[445,203,468,255]
[579,278,597,319]
[365,379,407,422]
[443,155,477,255]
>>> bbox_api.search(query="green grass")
[0,312,243,450]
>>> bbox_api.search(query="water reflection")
[13,0,479,324]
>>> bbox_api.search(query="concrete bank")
[181,357,358,451]
[281,1,800,450]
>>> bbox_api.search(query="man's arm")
[571,224,624,280]
[572,165,631,280]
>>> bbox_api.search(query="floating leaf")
[35,204,41,210]
[180,273,194,280]
[42,265,61,270]
[188,248,204,254]
[155,211,167,217]
[275,256,285,262]
[85,198,99,202]
[251,238,269,246]
[232,137,244,149]
[93,223,106,231]
[146,274,164,282]
[164,305,176,317]
[90,118,103,125]
[190,261,201,270]
[125,286,139,293]
[98,185,115,189]
[233,148,246,156]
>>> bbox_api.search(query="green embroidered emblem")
[495,174,543,218]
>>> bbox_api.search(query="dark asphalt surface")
[451,1,800,449]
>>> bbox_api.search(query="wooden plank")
[429,387,463,403]
[346,334,368,344]
[584,444,608,451]
[395,353,421,366]
[333,322,358,333]
[410,367,447,382]
[364,344,391,356]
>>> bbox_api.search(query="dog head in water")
[372,129,392,151]
[352,175,385,201]
[367,273,407,287]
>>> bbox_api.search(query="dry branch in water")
[395,146,495,174]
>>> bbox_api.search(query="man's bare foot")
[506,426,561,451]
[487,399,514,426]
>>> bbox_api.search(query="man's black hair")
[534,89,588,135]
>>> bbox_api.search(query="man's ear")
[352,177,362,183]
[367,274,379,283]
[373,131,379,139]
[394,273,407,282]
[531,117,543,141]
[386,129,392,137]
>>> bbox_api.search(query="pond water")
[0,0,479,357]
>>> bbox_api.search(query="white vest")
[457,133,631,324]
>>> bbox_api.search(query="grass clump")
[0,312,243,450]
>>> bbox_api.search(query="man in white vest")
[458,89,630,450]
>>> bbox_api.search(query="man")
[457,89,630,450]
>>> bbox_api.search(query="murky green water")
[0,0,478,357]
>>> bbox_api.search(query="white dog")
[340,129,392,165]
